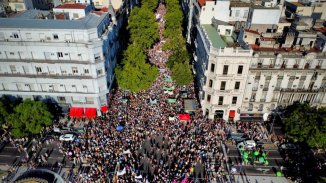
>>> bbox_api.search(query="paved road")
[0,144,23,166]
[226,141,285,176]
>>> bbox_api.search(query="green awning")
[163,86,174,91]
[167,98,176,103]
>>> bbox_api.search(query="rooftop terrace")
[202,24,227,49]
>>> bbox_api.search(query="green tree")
[283,102,326,149]
[128,7,159,50]
[142,0,158,11]
[115,44,158,92]
[171,62,193,86]
[0,101,9,127]
[6,99,53,138]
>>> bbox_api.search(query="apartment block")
[184,0,326,121]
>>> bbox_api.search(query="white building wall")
[229,7,250,22]
[199,0,230,24]
[53,8,86,19]
[250,8,281,25]
[0,16,117,111]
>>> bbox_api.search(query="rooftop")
[0,10,108,29]
[202,24,227,49]
[55,3,87,9]
[230,1,251,7]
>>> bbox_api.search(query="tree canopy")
[115,44,158,92]
[163,0,193,85]
[128,7,159,51]
[141,0,158,12]
[283,102,326,149]
[6,99,53,138]
[171,62,193,86]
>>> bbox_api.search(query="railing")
[0,72,98,79]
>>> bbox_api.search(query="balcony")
[274,87,281,91]
[252,87,258,91]
[260,99,266,102]
[0,72,100,80]
[263,88,269,91]
[250,99,255,102]
[280,88,325,93]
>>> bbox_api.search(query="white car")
[59,134,75,142]
[237,140,257,150]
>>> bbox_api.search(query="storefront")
[240,113,264,122]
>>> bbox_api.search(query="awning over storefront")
[229,110,235,118]
[240,113,264,122]
[101,105,108,113]
[179,114,190,121]
[85,108,97,118]
[70,107,84,118]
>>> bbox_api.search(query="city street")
[226,141,284,176]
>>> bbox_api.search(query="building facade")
[185,0,326,121]
[0,8,118,113]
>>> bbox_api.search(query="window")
[212,8,214,11]
[218,96,224,105]
[258,104,263,111]
[72,67,78,74]
[9,52,14,55]
[36,67,42,73]
[235,10,240,17]
[234,82,240,90]
[209,80,213,88]
[225,29,231,35]
[13,33,19,38]
[57,96,66,102]
[53,34,59,39]
[237,65,243,74]
[10,65,16,72]
[57,52,63,57]
[250,93,256,101]
[220,81,226,90]
[72,85,76,87]
[97,69,103,75]
[232,96,237,104]
[84,69,89,74]
[223,65,228,75]
[211,63,215,72]
[207,94,211,102]
[248,103,253,111]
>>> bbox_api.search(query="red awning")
[178,114,190,121]
[229,110,235,118]
[70,107,84,118]
[101,105,108,113]
[69,108,76,117]
[85,108,97,118]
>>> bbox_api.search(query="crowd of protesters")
[57,3,230,182]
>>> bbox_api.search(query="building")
[0,8,119,115]
[194,19,253,120]
[8,0,34,12]
[185,0,326,121]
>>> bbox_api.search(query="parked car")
[59,134,75,141]
[279,143,299,155]
[237,140,257,150]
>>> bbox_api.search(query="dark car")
[279,143,300,155]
